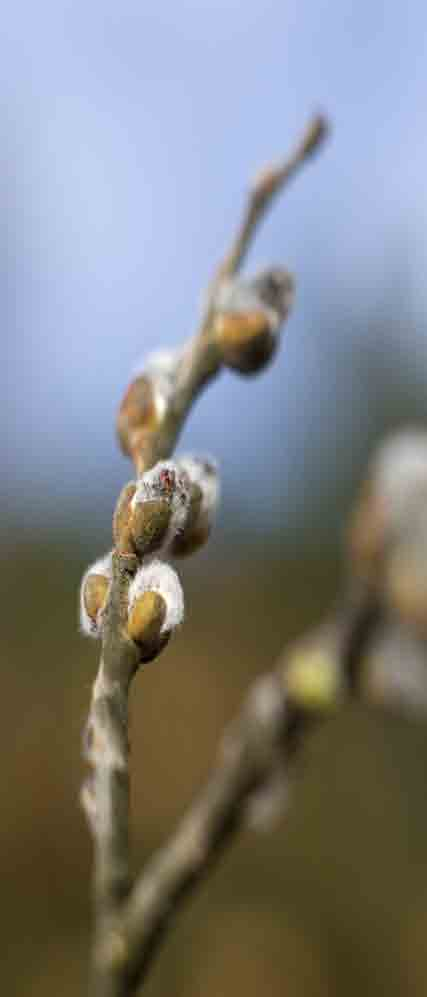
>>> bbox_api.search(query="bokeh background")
[3,1,427,993]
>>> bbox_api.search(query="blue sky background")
[3,0,427,543]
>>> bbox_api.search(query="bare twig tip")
[301,113,331,157]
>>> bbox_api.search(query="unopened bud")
[385,523,427,633]
[80,553,112,638]
[251,267,294,322]
[128,590,168,661]
[172,455,220,555]
[131,498,172,556]
[117,375,159,458]
[214,309,278,374]
[285,643,341,712]
[349,430,427,590]
[212,270,293,376]
[127,559,184,662]
[118,350,180,461]
[130,461,191,555]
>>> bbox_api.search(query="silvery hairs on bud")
[214,267,294,328]
[251,266,295,321]
[131,461,192,546]
[133,348,181,420]
[79,552,113,638]
[177,455,220,531]
[373,429,427,525]
[128,559,184,635]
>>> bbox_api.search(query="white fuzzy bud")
[177,455,220,533]
[211,271,294,376]
[144,348,181,379]
[131,461,192,549]
[128,559,184,635]
[133,348,181,421]
[133,347,180,380]
[374,430,427,526]
[79,552,112,638]
[214,277,280,332]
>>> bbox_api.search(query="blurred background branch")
[106,431,427,989]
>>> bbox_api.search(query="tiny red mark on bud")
[159,468,175,492]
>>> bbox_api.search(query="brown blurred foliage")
[3,530,427,995]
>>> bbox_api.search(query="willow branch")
[98,659,330,991]
[99,595,427,991]
[81,113,330,997]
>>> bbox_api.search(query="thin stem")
[217,113,329,281]
[101,673,308,990]
[81,113,330,997]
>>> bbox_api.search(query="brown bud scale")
[130,498,172,555]
[113,482,137,555]
[128,591,168,661]
[214,309,277,375]
[171,481,207,556]
[84,574,110,624]
[117,376,159,457]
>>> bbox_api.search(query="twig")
[81,114,329,997]
[83,555,141,997]
[95,663,328,990]
[119,113,329,476]
[95,601,427,991]
[217,113,328,280]
[339,587,383,694]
